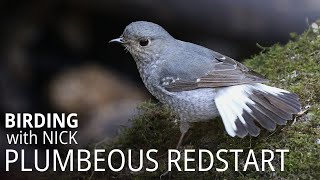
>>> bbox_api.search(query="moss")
[116,101,180,150]
[50,23,320,179]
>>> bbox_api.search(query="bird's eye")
[139,39,149,46]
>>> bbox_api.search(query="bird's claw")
[160,170,170,179]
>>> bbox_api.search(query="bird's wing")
[162,51,268,92]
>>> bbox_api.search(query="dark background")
[1,0,320,113]
[0,0,320,175]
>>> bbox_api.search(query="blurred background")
[1,0,320,170]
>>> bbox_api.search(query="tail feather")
[250,92,292,121]
[234,119,249,137]
[254,102,287,125]
[247,103,277,131]
[266,94,298,113]
[254,84,301,113]
[241,111,260,136]
[215,83,301,138]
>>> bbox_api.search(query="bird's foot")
[160,170,171,179]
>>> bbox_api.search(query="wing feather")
[163,52,268,92]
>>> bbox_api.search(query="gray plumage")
[110,21,301,138]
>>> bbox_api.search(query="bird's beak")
[109,37,124,44]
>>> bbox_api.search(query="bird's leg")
[160,122,190,179]
[175,131,186,150]
[176,122,190,149]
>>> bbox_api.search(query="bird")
[109,21,301,149]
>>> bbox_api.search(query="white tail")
[214,83,300,138]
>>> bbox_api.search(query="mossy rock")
[55,23,320,179]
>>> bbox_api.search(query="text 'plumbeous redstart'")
[110,21,301,146]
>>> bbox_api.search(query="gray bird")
[110,21,301,147]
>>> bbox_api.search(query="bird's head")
[110,21,174,64]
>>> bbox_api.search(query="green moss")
[50,23,320,179]
[116,101,180,150]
